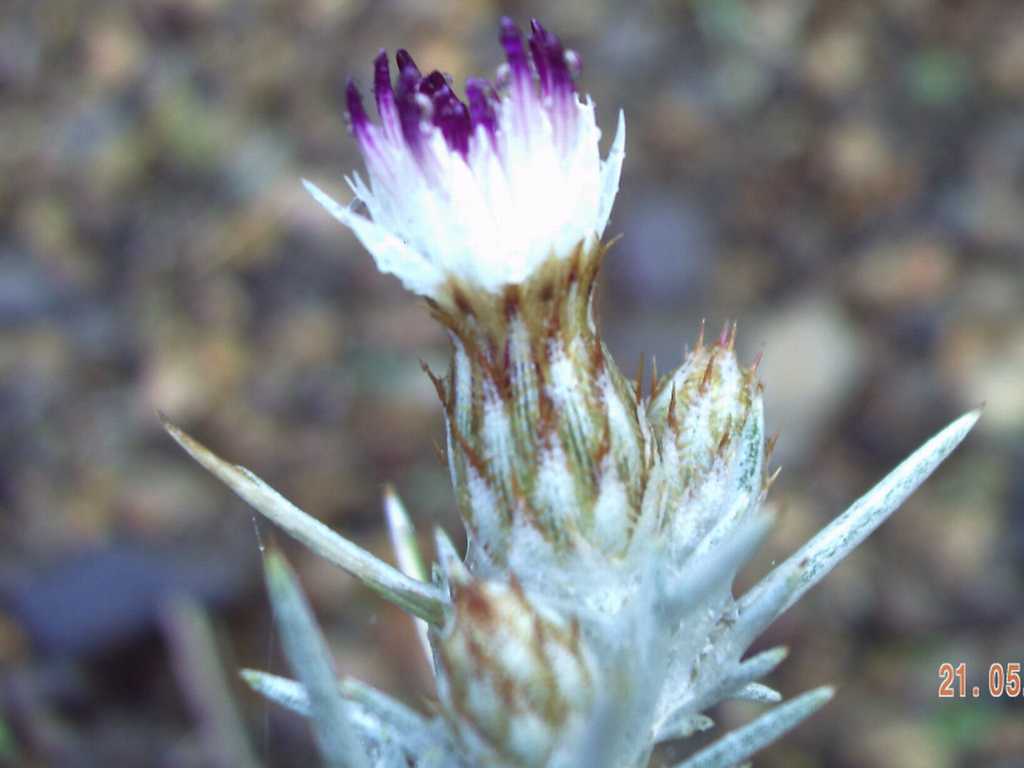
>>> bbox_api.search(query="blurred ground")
[1,0,1022,766]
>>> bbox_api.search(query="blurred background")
[1,0,1022,765]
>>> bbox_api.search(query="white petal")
[596,109,625,238]
[302,179,443,296]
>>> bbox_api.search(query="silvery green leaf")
[658,513,773,619]
[241,669,310,715]
[690,647,789,715]
[654,712,715,744]
[432,526,469,589]
[731,683,782,703]
[263,550,366,768]
[383,485,434,672]
[383,485,427,582]
[556,694,623,768]
[162,417,448,626]
[731,646,789,683]
[659,651,786,741]
[240,669,435,752]
[163,597,260,768]
[738,409,979,642]
[673,687,833,768]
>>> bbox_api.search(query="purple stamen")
[413,70,471,157]
[373,50,395,118]
[434,94,471,157]
[395,61,426,150]
[499,17,530,81]
[395,49,421,79]
[345,78,370,136]
[418,70,450,97]
[528,20,550,93]
[466,78,498,136]
[345,19,581,162]
[528,18,574,97]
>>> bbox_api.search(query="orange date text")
[938,662,1022,699]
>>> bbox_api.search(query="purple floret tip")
[434,95,470,157]
[466,78,498,136]
[414,70,470,156]
[394,62,425,151]
[528,19,573,96]
[528,35,549,92]
[345,78,369,133]
[419,70,449,97]
[395,49,421,78]
[342,18,581,162]
[499,17,529,78]
[373,50,394,115]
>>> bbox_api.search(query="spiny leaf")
[737,409,980,643]
[673,687,833,768]
[382,485,434,674]
[161,416,448,626]
[263,550,366,768]
[240,669,428,739]
[732,682,782,703]
[658,513,773,619]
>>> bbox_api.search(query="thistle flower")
[308,19,642,573]
[305,17,624,301]
[164,17,979,768]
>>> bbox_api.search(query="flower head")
[308,21,640,573]
[305,18,625,300]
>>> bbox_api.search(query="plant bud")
[435,577,597,767]
[646,325,765,561]
[427,245,651,569]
